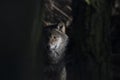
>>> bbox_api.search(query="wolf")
[42,22,69,80]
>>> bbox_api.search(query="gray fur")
[42,23,68,80]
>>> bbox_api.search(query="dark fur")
[42,23,68,80]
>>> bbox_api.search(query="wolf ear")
[57,22,66,33]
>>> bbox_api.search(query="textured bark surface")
[43,0,72,26]
[70,0,112,80]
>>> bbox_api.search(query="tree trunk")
[70,0,112,80]
[27,0,45,80]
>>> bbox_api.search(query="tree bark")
[71,0,112,80]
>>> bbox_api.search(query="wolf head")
[43,22,68,64]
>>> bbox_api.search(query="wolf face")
[43,23,68,64]
[48,30,64,51]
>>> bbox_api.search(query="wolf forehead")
[43,24,68,39]
[45,29,68,41]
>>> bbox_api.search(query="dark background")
[0,0,120,80]
[0,0,36,80]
